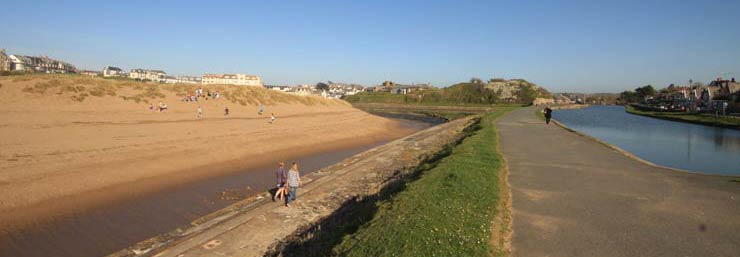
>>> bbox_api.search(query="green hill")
[344,79,550,105]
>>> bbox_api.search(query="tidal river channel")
[554,105,740,176]
[0,118,436,257]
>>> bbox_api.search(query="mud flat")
[108,115,480,257]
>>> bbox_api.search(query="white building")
[103,66,125,77]
[264,85,290,92]
[286,84,316,96]
[177,76,202,84]
[164,76,179,84]
[8,55,76,73]
[130,69,167,82]
[328,83,365,97]
[202,73,262,86]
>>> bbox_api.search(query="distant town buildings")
[103,66,125,77]
[264,85,291,92]
[202,73,262,86]
[286,84,316,96]
[365,81,432,95]
[7,54,76,73]
[326,82,365,98]
[129,69,167,82]
[164,76,178,84]
[267,82,368,99]
[634,78,740,114]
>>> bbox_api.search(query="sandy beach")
[0,75,414,230]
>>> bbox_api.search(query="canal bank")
[106,115,480,257]
[499,107,740,257]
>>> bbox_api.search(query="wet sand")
[0,119,432,257]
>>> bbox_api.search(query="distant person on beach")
[149,103,154,111]
[270,113,276,124]
[285,162,301,207]
[224,106,229,116]
[543,106,553,124]
[158,102,168,112]
[258,103,265,115]
[197,106,203,119]
[273,162,287,201]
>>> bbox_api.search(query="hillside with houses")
[620,78,740,115]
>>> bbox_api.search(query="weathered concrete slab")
[497,107,740,257]
[109,116,479,257]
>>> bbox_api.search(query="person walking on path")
[270,113,276,124]
[197,106,203,119]
[224,106,229,116]
[543,106,553,125]
[258,103,265,115]
[273,162,287,201]
[285,162,301,207]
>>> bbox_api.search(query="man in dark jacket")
[544,107,553,125]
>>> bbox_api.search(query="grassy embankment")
[346,92,525,121]
[332,107,516,257]
[345,92,524,107]
[626,105,740,129]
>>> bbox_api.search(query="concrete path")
[497,107,740,257]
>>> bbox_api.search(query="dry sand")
[0,75,414,229]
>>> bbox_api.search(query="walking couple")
[274,161,301,207]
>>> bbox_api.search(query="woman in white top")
[285,162,301,207]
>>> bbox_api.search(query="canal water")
[554,105,740,176]
[0,118,436,257]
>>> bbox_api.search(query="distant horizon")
[2,0,738,93]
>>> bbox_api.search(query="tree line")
[619,85,656,104]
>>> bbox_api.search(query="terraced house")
[103,66,126,77]
[202,73,262,86]
[7,54,76,73]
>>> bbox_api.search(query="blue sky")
[1,0,739,93]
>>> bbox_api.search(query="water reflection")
[555,105,740,175]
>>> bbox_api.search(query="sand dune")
[0,75,413,228]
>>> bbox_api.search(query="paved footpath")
[497,107,740,257]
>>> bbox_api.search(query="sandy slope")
[0,75,413,228]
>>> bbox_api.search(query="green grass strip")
[335,107,516,257]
